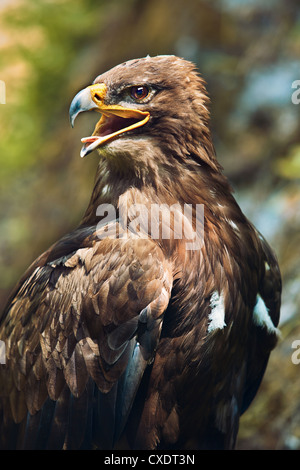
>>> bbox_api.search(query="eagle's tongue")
[81,136,99,144]
[80,136,101,158]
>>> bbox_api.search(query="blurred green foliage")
[0,0,102,179]
[275,145,300,179]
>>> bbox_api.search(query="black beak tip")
[69,100,80,128]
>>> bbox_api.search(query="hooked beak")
[69,83,150,158]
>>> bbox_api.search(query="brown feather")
[0,55,281,450]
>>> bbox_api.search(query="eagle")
[0,55,281,450]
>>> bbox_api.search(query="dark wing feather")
[241,230,281,414]
[0,221,173,449]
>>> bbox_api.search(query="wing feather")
[241,230,281,414]
[0,224,173,449]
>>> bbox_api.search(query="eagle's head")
[69,55,217,175]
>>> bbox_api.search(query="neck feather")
[79,145,234,229]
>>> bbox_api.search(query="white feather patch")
[101,184,110,196]
[228,220,239,231]
[253,294,279,335]
[265,261,271,271]
[208,291,226,333]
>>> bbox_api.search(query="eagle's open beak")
[69,83,150,158]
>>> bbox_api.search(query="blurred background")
[0,0,299,450]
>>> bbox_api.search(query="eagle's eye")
[130,85,149,101]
